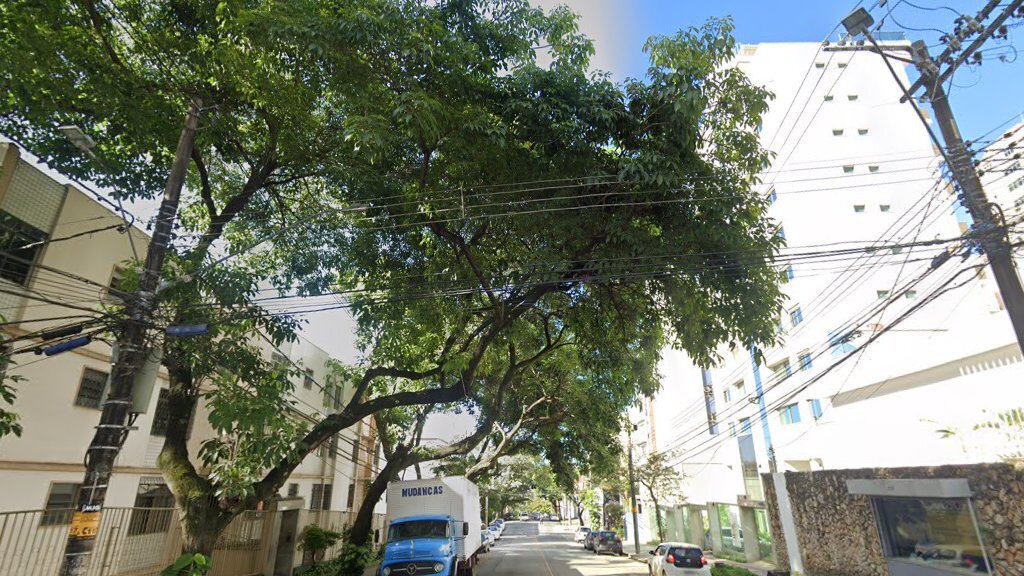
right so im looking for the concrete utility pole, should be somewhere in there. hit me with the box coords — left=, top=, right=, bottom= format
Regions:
left=836, top=3, right=1024, bottom=354
left=59, top=98, right=202, bottom=576
left=910, top=40, right=1024, bottom=354
left=625, top=421, right=641, bottom=555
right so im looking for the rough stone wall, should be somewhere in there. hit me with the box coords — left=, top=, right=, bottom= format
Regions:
left=760, top=475, right=790, bottom=571
left=762, top=463, right=1024, bottom=576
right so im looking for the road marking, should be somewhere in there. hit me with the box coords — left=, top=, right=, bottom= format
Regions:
left=537, top=526, right=556, bottom=576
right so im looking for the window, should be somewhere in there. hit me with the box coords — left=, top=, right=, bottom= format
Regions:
left=74, top=368, right=108, bottom=409
left=271, top=351, right=289, bottom=372
left=837, top=62, right=848, bottom=68
left=869, top=165, right=880, bottom=173
left=858, top=128, right=869, bottom=136
left=815, top=62, right=825, bottom=69
left=311, top=484, right=327, bottom=510
left=770, top=360, right=792, bottom=380
left=779, top=403, right=801, bottom=425
left=824, top=94, right=834, bottom=102
left=128, top=479, right=175, bottom=535
left=829, top=330, right=856, bottom=356
left=303, top=368, right=315, bottom=390
left=0, top=211, right=48, bottom=286
left=832, top=128, right=844, bottom=136
left=785, top=265, right=795, bottom=280
left=41, top=483, right=79, bottom=526
left=877, top=290, right=890, bottom=300
left=723, top=388, right=732, bottom=403
left=854, top=205, right=866, bottom=213
left=346, top=483, right=356, bottom=508
left=733, top=380, right=747, bottom=397
left=843, top=165, right=855, bottom=173
left=905, top=290, right=918, bottom=300
left=738, top=417, right=752, bottom=434
left=324, top=380, right=345, bottom=410
left=740, top=45, right=758, bottom=56
left=288, top=483, right=299, bottom=497
left=809, top=399, right=823, bottom=420
left=798, top=351, right=813, bottom=371
left=879, top=204, right=891, bottom=213
left=150, top=388, right=171, bottom=436
left=1008, top=175, right=1024, bottom=191
left=790, top=307, right=804, bottom=327
left=848, top=94, right=859, bottom=101
left=321, top=484, right=333, bottom=510
left=329, top=435, right=338, bottom=460
left=767, top=186, right=777, bottom=204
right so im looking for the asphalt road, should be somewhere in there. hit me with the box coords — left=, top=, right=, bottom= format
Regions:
left=476, top=521, right=648, bottom=576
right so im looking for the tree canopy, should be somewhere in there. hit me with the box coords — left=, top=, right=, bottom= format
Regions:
left=0, top=0, right=782, bottom=569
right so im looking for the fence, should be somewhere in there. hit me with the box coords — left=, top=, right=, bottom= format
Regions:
left=0, top=507, right=274, bottom=576
left=299, top=510, right=387, bottom=565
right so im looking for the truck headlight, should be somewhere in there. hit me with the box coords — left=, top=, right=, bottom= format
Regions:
left=433, top=563, right=444, bottom=573
left=382, top=568, right=391, bottom=576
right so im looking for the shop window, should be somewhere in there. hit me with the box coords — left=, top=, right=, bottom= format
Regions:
left=874, top=497, right=992, bottom=575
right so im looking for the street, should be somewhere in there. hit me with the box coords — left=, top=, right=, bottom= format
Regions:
left=476, top=522, right=648, bottom=576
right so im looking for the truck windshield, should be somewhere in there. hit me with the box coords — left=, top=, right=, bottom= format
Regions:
left=388, top=520, right=449, bottom=542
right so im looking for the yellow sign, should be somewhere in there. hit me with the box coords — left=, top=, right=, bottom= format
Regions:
left=68, top=511, right=101, bottom=540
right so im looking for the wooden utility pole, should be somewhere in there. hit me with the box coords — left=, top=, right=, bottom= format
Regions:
left=58, top=98, right=202, bottom=576
left=909, top=39, right=1024, bottom=354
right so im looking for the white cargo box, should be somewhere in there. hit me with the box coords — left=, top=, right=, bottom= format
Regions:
left=385, top=476, right=482, bottom=560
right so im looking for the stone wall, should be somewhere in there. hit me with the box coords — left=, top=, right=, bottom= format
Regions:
left=760, top=473, right=790, bottom=571
left=762, top=462, right=1024, bottom=576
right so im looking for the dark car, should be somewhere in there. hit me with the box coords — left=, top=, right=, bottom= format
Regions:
left=593, top=530, right=623, bottom=556
left=584, top=530, right=598, bottom=551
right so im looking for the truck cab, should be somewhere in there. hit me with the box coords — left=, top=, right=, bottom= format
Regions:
left=380, top=515, right=466, bottom=576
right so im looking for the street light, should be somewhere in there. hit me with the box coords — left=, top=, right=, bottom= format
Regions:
left=58, top=125, right=98, bottom=159
left=840, top=7, right=875, bottom=38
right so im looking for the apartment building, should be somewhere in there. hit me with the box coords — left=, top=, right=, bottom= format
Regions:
left=0, top=141, right=378, bottom=526
left=632, top=40, right=1024, bottom=563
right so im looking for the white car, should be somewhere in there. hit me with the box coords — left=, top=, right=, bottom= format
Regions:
left=648, top=543, right=711, bottom=576
left=574, top=526, right=591, bottom=543
left=519, top=513, right=530, bottom=521
left=480, top=530, right=495, bottom=553
left=488, top=525, right=502, bottom=541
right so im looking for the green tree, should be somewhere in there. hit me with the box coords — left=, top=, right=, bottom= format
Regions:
left=2, top=3, right=782, bottom=571
left=635, top=450, right=684, bottom=542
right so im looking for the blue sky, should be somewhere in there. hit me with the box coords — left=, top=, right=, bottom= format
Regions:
left=536, top=0, right=1024, bottom=143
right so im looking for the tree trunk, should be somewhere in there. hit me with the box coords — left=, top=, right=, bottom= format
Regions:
left=159, top=364, right=240, bottom=560
left=341, top=445, right=412, bottom=576
left=648, top=489, right=664, bottom=543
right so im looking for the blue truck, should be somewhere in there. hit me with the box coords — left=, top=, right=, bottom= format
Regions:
left=378, top=477, right=482, bottom=576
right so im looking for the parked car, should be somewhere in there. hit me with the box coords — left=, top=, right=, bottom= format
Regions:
left=574, top=526, right=591, bottom=543
left=519, top=512, right=530, bottom=521
left=481, top=530, right=494, bottom=553
left=593, top=530, right=623, bottom=556
left=489, top=522, right=503, bottom=537
left=584, top=530, right=598, bottom=551
left=549, top=514, right=560, bottom=522
left=488, top=525, right=502, bottom=541
left=648, top=542, right=710, bottom=575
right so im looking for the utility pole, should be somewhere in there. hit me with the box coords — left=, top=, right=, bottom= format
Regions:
left=625, top=420, right=641, bottom=556
left=910, top=40, right=1024, bottom=353
left=58, top=98, right=202, bottom=576
left=836, top=3, right=1024, bottom=354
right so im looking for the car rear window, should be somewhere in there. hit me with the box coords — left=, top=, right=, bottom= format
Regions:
left=669, top=547, right=702, bottom=558
left=599, top=531, right=616, bottom=538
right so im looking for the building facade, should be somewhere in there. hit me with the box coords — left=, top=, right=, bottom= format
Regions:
left=632, top=40, right=1024, bottom=565
left=0, top=143, right=379, bottom=555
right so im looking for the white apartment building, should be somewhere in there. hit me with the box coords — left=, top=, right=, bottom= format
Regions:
left=0, top=142, right=381, bottom=572
left=633, top=40, right=1024, bottom=563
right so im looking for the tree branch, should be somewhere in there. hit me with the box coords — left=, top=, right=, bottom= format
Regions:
left=191, top=147, right=217, bottom=220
